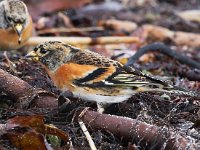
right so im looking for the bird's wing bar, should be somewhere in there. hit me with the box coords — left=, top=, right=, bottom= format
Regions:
left=74, top=67, right=151, bottom=88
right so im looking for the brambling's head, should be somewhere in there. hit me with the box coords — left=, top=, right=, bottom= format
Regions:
left=26, top=41, right=78, bottom=71
left=4, top=0, right=29, bottom=43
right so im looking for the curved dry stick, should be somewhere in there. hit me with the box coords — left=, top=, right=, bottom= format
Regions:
left=76, top=110, right=198, bottom=149
left=126, top=42, right=200, bottom=69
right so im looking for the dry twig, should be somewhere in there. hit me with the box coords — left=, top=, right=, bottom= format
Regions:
left=37, top=27, right=104, bottom=35
left=79, top=119, right=97, bottom=150
left=78, top=108, right=97, bottom=150
left=26, top=36, right=141, bottom=46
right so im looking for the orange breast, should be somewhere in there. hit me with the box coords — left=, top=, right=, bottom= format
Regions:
left=47, top=63, right=98, bottom=91
left=0, top=15, right=32, bottom=50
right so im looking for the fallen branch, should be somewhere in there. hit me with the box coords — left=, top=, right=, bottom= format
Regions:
left=0, top=69, right=36, bottom=108
left=74, top=110, right=198, bottom=149
left=142, top=24, right=200, bottom=47
left=26, top=36, right=141, bottom=46
left=29, top=24, right=200, bottom=48
left=0, top=68, right=58, bottom=109
left=126, top=42, right=200, bottom=69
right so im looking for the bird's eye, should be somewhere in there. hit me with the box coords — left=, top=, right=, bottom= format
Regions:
left=40, top=48, right=48, bottom=54
left=21, top=19, right=25, bottom=24
left=7, top=16, right=12, bottom=22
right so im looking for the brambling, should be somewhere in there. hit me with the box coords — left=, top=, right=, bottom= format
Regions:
left=26, top=41, right=200, bottom=113
left=0, top=0, right=32, bottom=50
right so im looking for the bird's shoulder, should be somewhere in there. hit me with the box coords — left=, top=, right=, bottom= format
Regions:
left=70, top=48, right=120, bottom=68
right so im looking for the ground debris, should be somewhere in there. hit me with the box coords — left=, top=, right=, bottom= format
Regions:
left=0, top=0, right=200, bottom=149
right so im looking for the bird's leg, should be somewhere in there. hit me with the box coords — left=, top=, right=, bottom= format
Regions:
left=97, top=103, right=110, bottom=113
left=58, top=90, right=73, bottom=106
left=60, top=90, right=74, bottom=98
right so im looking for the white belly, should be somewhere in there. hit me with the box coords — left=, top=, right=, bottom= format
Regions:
left=73, top=88, right=133, bottom=104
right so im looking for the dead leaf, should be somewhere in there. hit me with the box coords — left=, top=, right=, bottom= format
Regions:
left=5, top=115, right=71, bottom=149
left=5, top=127, right=51, bottom=150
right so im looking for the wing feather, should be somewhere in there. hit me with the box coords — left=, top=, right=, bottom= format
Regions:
left=70, top=48, right=172, bottom=89
left=74, top=67, right=153, bottom=89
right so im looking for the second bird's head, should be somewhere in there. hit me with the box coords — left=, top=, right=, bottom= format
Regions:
left=26, top=41, right=79, bottom=71
left=4, top=0, right=30, bottom=43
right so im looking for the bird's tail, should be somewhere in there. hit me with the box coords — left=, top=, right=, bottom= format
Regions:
left=163, top=85, right=200, bottom=98
left=122, top=66, right=200, bottom=98
left=139, top=69, right=200, bottom=98
left=140, top=83, right=200, bottom=98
